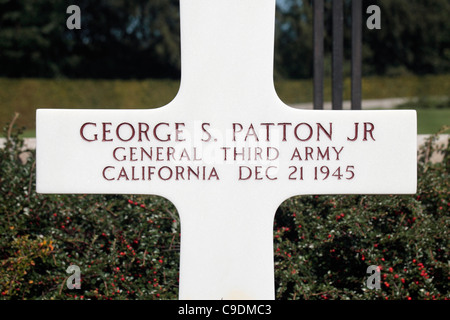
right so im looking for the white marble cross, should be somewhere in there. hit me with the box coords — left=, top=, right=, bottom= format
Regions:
left=36, top=0, right=416, bottom=300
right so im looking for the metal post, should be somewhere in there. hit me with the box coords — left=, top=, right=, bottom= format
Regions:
left=351, top=0, right=362, bottom=110
left=332, top=0, right=344, bottom=110
left=313, top=0, right=324, bottom=110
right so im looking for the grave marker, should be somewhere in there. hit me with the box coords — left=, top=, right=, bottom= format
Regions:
left=36, top=0, right=416, bottom=300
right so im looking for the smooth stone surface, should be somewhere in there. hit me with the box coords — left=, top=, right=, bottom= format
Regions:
left=36, top=0, right=417, bottom=300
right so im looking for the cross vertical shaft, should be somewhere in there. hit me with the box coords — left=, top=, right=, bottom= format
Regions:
left=176, top=191, right=278, bottom=300
left=175, top=0, right=279, bottom=112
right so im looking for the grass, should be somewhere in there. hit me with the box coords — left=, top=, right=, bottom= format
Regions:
left=393, top=96, right=450, bottom=134
left=20, top=129, right=37, bottom=138
left=15, top=110, right=449, bottom=136
left=416, top=109, right=450, bottom=134
left=0, top=78, right=181, bottom=132
left=1, top=74, right=449, bottom=135
left=273, top=74, right=450, bottom=105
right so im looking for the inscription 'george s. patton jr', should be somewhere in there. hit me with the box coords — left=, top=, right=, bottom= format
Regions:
left=78, top=121, right=377, bottom=182
left=79, top=121, right=376, bottom=143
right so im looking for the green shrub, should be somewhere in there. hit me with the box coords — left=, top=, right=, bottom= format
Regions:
left=0, top=123, right=180, bottom=300
left=0, top=122, right=448, bottom=300
left=274, top=126, right=449, bottom=300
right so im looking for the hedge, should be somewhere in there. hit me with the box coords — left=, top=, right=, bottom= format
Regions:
left=0, top=122, right=448, bottom=300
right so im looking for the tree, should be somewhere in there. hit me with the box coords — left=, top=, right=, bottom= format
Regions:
left=0, top=0, right=68, bottom=77
left=0, top=0, right=449, bottom=79
left=274, top=0, right=450, bottom=78
left=362, top=0, right=450, bottom=76
left=63, top=0, right=181, bottom=78
left=0, top=0, right=181, bottom=79
left=275, top=0, right=314, bottom=79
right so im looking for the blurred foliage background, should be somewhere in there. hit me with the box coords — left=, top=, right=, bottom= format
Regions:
left=0, top=0, right=449, bottom=79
